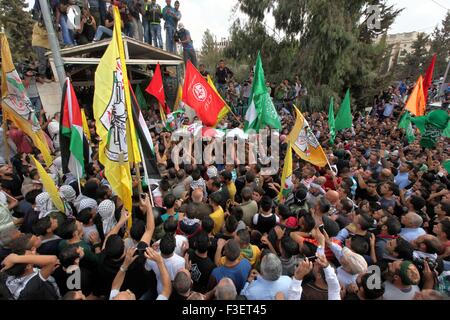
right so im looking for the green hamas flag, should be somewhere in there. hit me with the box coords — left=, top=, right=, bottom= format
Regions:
left=398, top=112, right=415, bottom=144
left=411, top=109, right=450, bottom=149
left=443, top=159, right=450, bottom=174
left=244, top=52, right=281, bottom=132
left=444, top=121, right=450, bottom=138
left=328, top=97, right=336, bottom=145
left=335, top=89, right=352, bottom=131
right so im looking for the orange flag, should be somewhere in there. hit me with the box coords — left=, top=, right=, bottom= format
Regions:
left=405, top=76, right=426, bottom=116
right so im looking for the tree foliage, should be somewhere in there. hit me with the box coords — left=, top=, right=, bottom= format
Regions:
left=431, top=11, right=450, bottom=80
left=225, top=0, right=403, bottom=111
left=0, top=0, right=34, bottom=61
left=199, top=29, right=249, bottom=82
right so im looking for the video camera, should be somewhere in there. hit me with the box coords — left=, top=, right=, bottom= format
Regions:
left=174, top=30, right=182, bottom=42
left=413, top=255, right=438, bottom=273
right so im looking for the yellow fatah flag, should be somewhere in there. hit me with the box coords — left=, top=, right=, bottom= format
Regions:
left=31, top=156, right=65, bottom=213
left=405, top=75, right=426, bottom=117
left=115, top=9, right=141, bottom=165
left=1, top=34, right=53, bottom=166
left=173, top=82, right=183, bottom=111
left=81, top=108, right=91, bottom=141
left=207, top=75, right=230, bottom=126
left=93, top=6, right=137, bottom=217
left=279, top=143, right=293, bottom=201
left=287, top=106, right=328, bottom=167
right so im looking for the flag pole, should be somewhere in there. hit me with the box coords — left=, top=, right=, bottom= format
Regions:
left=75, top=163, right=82, bottom=197
left=38, top=0, right=66, bottom=88
left=159, top=103, right=167, bottom=123
left=1, top=107, right=11, bottom=165
left=325, top=153, right=337, bottom=176
left=138, top=140, right=155, bottom=207
left=227, top=106, right=242, bottom=125
left=135, top=162, right=144, bottom=195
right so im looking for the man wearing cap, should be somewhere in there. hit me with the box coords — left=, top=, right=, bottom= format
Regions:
left=175, top=23, right=197, bottom=68
left=383, top=260, right=421, bottom=300
left=325, top=234, right=368, bottom=287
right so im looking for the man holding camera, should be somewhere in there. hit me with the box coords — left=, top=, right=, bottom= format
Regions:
left=142, top=0, right=163, bottom=48
left=175, top=23, right=197, bottom=68
left=162, top=0, right=181, bottom=53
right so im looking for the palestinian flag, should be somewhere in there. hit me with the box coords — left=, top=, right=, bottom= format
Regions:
left=130, top=84, right=161, bottom=179
left=165, top=109, right=185, bottom=131
left=60, top=78, right=90, bottom=178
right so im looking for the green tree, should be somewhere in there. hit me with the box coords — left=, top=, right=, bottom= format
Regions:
left=0, top=0, right=34, bottom=61
left=201, top=29, right=216, bottom=57
left=431, top=11, right=450, bottom=79
left=396, top=33, right=431, bottom=81
left=225, top=0, right=402, bottom=111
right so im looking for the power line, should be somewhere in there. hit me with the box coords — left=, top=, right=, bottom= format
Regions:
left=429, top=0, right=450, bottom=11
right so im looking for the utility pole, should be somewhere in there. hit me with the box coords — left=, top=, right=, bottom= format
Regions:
left=38, top=0, right=66, bottom=89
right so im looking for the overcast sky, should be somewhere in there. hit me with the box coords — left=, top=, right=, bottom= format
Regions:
left=26, top=0, right=449, bottom=49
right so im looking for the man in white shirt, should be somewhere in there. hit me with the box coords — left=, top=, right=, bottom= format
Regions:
left=144, top=233, right=185, bottom=294
left=240, top=253, right=292, bottom=300
left=399, top=212, right=426, bottom=242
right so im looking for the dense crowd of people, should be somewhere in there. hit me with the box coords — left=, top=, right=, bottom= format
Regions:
left=1, top=48, right=450, bottom=300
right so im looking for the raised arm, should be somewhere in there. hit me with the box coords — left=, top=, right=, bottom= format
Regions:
left=145, top=247, right=172, bottom=299
left=215, top=238, right=227, bottom=266
left=287, top=258, right=313, bottom=300
left=369, top=233, right=377, bottom=264
left=102, top=210, right=129, bottom=250
left=140, top=194, right=155, bottom=245
left=110, top=248, right=137, bottom=294
left=355, top=170, right=368, bottom=190
left=1, top=253, right=58, bottom=280
left=316, top=254, right=341, bottom=300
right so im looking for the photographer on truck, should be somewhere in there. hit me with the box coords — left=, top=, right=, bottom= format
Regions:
left=175, top=23, right=197, bottom=68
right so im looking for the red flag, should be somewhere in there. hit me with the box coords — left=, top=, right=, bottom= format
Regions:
left=423, top=54, right=436, bottom=102
left=182, top=60, right=226, bottom=127
left=146, top=63, right=170, bottom=114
